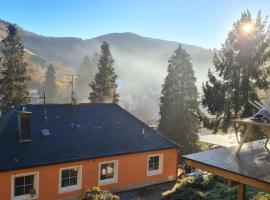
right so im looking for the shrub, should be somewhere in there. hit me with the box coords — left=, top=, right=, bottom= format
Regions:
left=81, top=187, right=120, bottom=200
left=164, top=175, right=236, bottom=200
left=249, top=192, right=270, bottom=200
left=164, top=174, right=270, bottom=200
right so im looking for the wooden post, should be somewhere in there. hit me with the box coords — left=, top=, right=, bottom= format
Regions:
left=206, top=143, right=213, bottom=150
left=227, top=179, right=233, bottom=187
left=236, top=125, right=251, bottom=154
left=237, top=184, right=246, bottom=200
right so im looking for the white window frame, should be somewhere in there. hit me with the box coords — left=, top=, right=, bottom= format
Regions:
left=147, top=154, right=163, bottom=176
left=98, top=160, right=118, bottom=186
left=11, top=171, right=39, bottom=200
left=58, top=165, right=82, bottom=193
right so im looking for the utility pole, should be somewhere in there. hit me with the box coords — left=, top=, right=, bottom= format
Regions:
left=58, top=74, right=79, bottom=104
left=70, top=74, right=79, bottom=94
left=38, top=93, right=47, bottom=119
left=39, top=93, right=46, bottom=105
left=59, top=74, right=79, bottom=93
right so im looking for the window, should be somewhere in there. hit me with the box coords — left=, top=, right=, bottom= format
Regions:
left=99, top=160, right=118, bottom=185
left=12, top=172, right=39, bottom=200
left=59, top=166, right=82, bottom=193
left=147, top=154, right=163, bottom=176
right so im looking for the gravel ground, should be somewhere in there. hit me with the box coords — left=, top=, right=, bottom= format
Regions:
left=117, top=181, right=176, bottom=200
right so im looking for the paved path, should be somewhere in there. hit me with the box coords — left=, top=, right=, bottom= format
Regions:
left=118, top=182, right=176, bottom=200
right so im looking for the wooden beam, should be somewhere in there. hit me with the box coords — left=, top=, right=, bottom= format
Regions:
left=232, top=118, right=270, bottom=127
left=185, top=159, right=270, bottom=192
left=237, top=184, right=246, bottom=200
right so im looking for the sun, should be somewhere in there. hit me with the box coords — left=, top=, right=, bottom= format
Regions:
left=242, top=22, right=254, bottom=34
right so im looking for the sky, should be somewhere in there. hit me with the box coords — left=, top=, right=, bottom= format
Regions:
left=1, top=0, right=270, bottom=49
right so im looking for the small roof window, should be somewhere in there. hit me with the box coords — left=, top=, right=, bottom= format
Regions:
left=70, top=122, right=81, bottom=129
left=41, top=129, right=51, bottom=136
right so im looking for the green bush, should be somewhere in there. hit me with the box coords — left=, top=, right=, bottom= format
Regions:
left=81, top=187, right=120, bottom=200
left=249, top=192, right=270, bottom=200
left=163, top=175, right=270, bottom=200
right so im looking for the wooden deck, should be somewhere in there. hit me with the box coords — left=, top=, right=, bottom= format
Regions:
left=183, top=139, right=270, bottom=192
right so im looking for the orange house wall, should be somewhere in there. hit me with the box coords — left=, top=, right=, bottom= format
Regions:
left=0, top=148, right=178, bottom=200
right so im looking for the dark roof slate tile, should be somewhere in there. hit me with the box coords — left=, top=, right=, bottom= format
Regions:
left=0, top=103, right=177, bottom=171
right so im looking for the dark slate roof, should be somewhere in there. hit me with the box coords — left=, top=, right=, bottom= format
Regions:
left=0, top=103, right=177, bottom=171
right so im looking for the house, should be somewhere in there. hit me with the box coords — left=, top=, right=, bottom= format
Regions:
left=0, top=103, right=179, bottom=200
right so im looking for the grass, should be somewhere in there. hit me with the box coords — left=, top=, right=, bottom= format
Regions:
left=163, top=175, right=270, bottom=200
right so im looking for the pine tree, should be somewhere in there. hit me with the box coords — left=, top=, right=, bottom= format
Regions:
left=89, top=41, right=119, bottom=103
left=159, top=45, right=199, bottom=153
left=39, top=64, right=57, bottom=103
left=76, top=55, right=97, bottom=102
left=0, top=24, right=30, bottom=113
left=202, top=10, right=270, bottom=133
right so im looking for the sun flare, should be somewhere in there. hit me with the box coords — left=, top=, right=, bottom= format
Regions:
left=242, top=22, right=254, bottom=34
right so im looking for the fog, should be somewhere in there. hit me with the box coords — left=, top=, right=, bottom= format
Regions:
left=20, top=31, right=214, bottom=123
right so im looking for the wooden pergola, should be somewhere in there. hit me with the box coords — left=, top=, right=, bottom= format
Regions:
left=183, top=139, right=270, bottom=200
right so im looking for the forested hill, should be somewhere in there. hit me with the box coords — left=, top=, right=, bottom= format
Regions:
left=0, top=19, right=214, bottom=121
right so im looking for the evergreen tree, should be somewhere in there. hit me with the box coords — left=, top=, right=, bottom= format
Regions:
left=89, top=41, right=119, bottom=103
left=0, top=24, right=30, bottom=113
left=159, top=45, right=199, bottom=153
left=76, top=55, right=97, bottom=102
left=39, top=64, right=57, bottom=103
left=202, top=10, right=270, bottom=133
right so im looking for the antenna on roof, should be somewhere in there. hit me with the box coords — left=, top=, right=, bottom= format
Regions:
left=38, top=93, right=47, bottom=119
left=71, top=91, right=78, bottom=105
left=58, top=74, right=79, bottom=105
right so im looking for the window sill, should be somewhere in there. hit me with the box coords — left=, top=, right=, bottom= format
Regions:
left=59, top=185, right=81, bottom=194
left=98, top=178, right=117, bottom=186
left=14, top=194, right=38, bottom=200
left=147, top=170, right=162, bottom=176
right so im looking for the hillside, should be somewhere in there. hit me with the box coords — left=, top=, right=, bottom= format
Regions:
left=0, top=20, right=214, bottom=121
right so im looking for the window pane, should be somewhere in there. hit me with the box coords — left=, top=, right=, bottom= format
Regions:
left=106, top=172, right=114, bottom=179
left=25, top=184, right=34, bottom=195
left=148, top=163, right=154, bottom=171
left=61, top=178, right=70, bottom=188
left=100, top=162, right=115, bottom=180
left=154, top=156, right=159, bottom=163
left=15, top=177, right=24, bottom=186
left=62, top=169, right=70, bottom=179
left=70, top=177, right=78, bottom=186
left=154, top=162, right=159, bottom=170
left=15, top=186, right=24, bottom=196
left=25, top=175, right=34, bottom=185
left=101, top=164, right=107, bottom=171
left=149, top=156, right=160, bottom=171
left=70, top=169, right=78, bottom=178
left=107, top=163, right=114, bottom=175
left=61, top=168, right=80, bottom=188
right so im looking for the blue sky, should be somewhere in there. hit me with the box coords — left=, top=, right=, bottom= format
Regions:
left=1, top=0, right=270, bottom=48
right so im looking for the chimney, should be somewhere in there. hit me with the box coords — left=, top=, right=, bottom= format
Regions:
left=18, top=106, right=32, bottom=141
